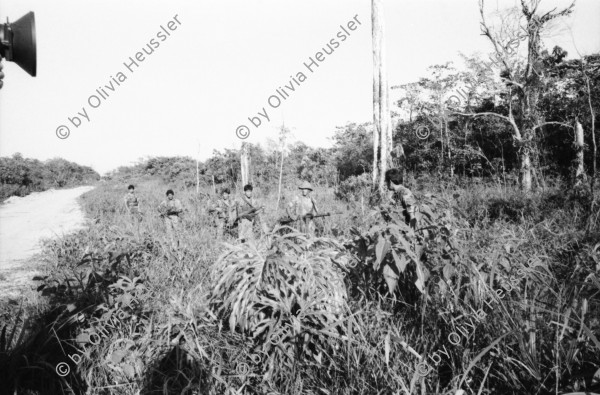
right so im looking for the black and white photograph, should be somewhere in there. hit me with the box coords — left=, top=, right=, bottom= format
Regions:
left=0, top=0, right=599, bottom=394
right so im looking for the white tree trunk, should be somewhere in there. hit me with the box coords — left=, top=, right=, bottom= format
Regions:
left=574, top=120, right=586, bottom=185
left=521, top=149, right=532, bottom=192
left=241, top=142, right=251, bottom=186
left=372, top=0, right=394, bottom=193
left=372, top=124, right=380, bottom=188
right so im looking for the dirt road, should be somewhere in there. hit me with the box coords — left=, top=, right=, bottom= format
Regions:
left=0, top=186, right=94, bottom=300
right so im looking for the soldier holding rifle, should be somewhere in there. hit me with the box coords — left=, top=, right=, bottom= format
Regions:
left=157, top=189, right=184, bottom=247
left=286, top=181, right=320, bottom=236
left=214, top=188, right=237, bottom=237
left=235, top=184, right=265, bottom=243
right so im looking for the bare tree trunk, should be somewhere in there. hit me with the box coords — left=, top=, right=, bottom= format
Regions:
left=574, top=120, right=586, bottom=186
left=371, top=0, right=380, bottom=190
left=240, top=142, right=250, bottom=186
left=521, top=14, right=541, bottom=193
left=583, top=71, right=597, bottom=206
left=372, top=0, right=397, bottom=194
left=372, top=126, right=379, bottom=188
left=521, top=148, right=532, bottom=192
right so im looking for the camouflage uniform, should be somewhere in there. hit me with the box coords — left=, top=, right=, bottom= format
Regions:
left=236, top=195, right=262, bottom=242
left=158, top=198, right=183, bottom=238
left=214, top=198, right=236, bottom=236
left=288, top=193, right=318, bottom=236
left=124, top=192, right=142, bottom=221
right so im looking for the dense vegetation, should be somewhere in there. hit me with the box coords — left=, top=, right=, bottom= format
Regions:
left=0, top=153, right=100, bottom=201
left=103, top=50, right=598, bottom=203
left=1, top=13, right=599, bottom=393
left=0, top=175, right=597, bottom=394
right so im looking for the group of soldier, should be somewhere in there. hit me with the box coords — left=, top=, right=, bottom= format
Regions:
left=122, top=167, right=416, bottom=246
left=212, top=184, right=266, bottom=242
left=122, top=180, right=327, bottom=244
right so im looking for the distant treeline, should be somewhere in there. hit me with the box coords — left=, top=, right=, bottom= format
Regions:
left=103, top=141, right=339, bottom=196
left=0, top=153, right=100, bottom=201
left=106, top=48, right=599, bottom=196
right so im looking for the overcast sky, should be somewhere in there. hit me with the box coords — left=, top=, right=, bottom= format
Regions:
left=0, top=0, right=598, bottom=174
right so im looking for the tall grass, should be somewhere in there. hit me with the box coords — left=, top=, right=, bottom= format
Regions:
left=0, top=176, right=598, bottom=394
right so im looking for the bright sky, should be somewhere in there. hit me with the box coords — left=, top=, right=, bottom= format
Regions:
left=0, top=0, right=598, bottom=174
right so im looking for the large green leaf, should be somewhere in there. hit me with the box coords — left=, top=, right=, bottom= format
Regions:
left=383, top=264, right=399, bottom=294
left=391, top=249, right=409, bottom=273
left=375, top=236, right=391, bottom=271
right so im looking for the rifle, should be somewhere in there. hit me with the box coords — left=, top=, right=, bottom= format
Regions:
left=233, top=206, right=264, bottom=224
left=278, top=212, right=337, bottom=225
left=159, top=209, right=181, bottom=218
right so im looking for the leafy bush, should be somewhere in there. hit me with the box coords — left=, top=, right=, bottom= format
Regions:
left=345, top=192, right=463, bottom=297
left=3, top=178, right=599, bottom=394
left=209, top=230, right=350, bottom=384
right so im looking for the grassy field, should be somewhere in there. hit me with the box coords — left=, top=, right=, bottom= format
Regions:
left=1, top=176, right=599, bottom=394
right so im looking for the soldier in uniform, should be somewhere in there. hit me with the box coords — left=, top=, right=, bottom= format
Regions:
left=157, top=189, right=183, bottom=246
left=236, top=184, right=265, bottom=243
left=287, top=181, right=319, bottom=236
left=214, top=188, right=236, bottom=237
left=124, top=185, right=142, bottom=222
left=385, top=168, right=416, bottom=226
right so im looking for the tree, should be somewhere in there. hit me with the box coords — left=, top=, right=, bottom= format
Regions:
left=205, top=150, right=240, bottom=186
left=406, top=63, right=460, bottom=177
left=372, top=0, right=403, bottom=194
left=331, top=123, right=373, bottom=181
left=574, top=120, right=585, bottom=185
left=1, top=154, right=99, bottom=200
left=394, top=59, right=507, bottom=178
left=275, top=124, right=291, bottom=210
left=457, top=0, right=575, bottom=192
left=541, top=51, right=599, bottom=196
left=240, top=142, right=251, bottom=186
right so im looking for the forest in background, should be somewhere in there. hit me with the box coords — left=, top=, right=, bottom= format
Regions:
left=0, top=153, right=100, bottom=201
left=3, top=47, right=595, bottom=206
left=105, top=48, right=599, bottom=203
